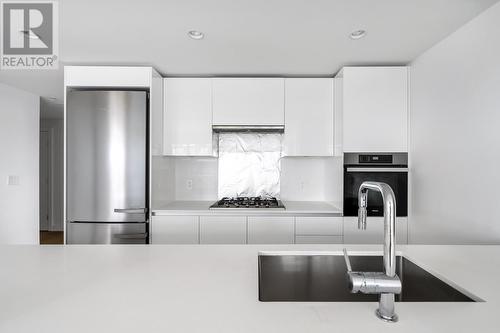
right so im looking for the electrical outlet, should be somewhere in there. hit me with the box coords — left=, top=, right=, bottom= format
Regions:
left=186, top=179, right=193, bottom=190
left=300, top=181, right=305, bottom=191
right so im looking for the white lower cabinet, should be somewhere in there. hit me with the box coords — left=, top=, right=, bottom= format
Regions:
left=295, top=235, right=343, bottom=244
left=295, top=217, right=343, bottom=235
left=247, top=216, right=295, bottom=244
left=151, top=214, right=363, bottom=245
left=199, top=216, right=247, bottom=244
left=151, top=216, right=199, bottom=244
left=294, top=216, right=343, bottom=244
left=343, top=217, right=408, bottom=244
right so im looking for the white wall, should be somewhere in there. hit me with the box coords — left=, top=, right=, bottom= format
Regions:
left=0, top=83, right=40, bottom=244
left=40, top=118, right=64, bottom=231
left=409, top=2, right=500, bottom=244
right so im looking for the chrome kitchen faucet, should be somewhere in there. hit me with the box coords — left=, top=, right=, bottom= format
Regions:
left=344, top=181, right=401, bottom=322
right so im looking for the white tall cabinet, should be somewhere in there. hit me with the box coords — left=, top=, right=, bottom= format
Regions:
left=336, top=67, right=408, bottom=152
left=212, top=78, right=284, bottom=126
left=163, top=78, right=213, bottom=156
left=283, top=78, right=334, bottom=156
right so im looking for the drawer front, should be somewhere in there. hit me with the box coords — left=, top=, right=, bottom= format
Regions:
left=151, top=216, right=199, bottom=244
left=247, top=216, right=294, bottom=244
left=295, top=235, right=343, bottom=244
left=199, top=216, right=247, bottom=244
left=295, top=216, right=343, bottom=236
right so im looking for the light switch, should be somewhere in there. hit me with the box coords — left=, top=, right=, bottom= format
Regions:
left=7, top=175, right=20, bottom=186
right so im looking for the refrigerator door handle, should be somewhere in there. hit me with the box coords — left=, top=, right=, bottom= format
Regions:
left=114, top=232, right=149, bottom=240
left=114, top=208, right=148, bottom=214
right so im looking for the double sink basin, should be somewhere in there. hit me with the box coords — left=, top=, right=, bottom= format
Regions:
left=259, top=253, right=476, bottom=302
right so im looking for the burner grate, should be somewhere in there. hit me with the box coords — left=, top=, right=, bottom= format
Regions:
left=209, top=197, right=285, bottom=210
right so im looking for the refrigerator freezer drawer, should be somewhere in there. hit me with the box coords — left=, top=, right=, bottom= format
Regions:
left=66, top=222, right=148, bottom=244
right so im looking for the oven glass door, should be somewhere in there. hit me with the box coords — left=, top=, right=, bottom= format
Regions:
left=344, top=167, right=408, bottom=217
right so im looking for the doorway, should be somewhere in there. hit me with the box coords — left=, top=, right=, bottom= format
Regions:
left=39, top=99, right=65, bottom=244
left=39, top=126, right=64, bottom=244
left=40, top=130, right=50, bottom=232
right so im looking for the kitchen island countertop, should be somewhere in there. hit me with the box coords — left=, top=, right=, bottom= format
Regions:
left=0, top=244, right=498, bottom=332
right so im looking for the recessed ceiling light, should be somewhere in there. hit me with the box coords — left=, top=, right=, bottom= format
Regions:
left=350, top=30, right=367, bottom=40
left=188, top=30, right=204, bottom=40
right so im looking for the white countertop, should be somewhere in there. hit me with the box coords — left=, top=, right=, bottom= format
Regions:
left=152, top=200, right=343, bottom=216
left=1, top=244, right=499, bottom=332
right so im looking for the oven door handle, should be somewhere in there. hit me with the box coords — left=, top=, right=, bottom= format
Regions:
left=346, top=167, right=409, bottom=172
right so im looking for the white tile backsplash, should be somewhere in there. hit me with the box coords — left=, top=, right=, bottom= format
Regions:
left=152, top=156, right=175, bottom=203
left=174, top=157, right=218, bottom=200
left=280, top=156, right=343, bottom=204
left=153, top=155, right=342, bottom=204
left=152, top=156, right=218, bottom=204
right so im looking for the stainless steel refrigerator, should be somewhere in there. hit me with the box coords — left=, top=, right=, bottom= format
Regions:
left=66, top=90, right=149, bottom=244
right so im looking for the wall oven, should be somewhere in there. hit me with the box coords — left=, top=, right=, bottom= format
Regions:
left=344, top=153, right=408, bottom=217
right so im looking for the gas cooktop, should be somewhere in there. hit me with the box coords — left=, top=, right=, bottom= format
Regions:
left=209, top=197, right=285, bottom=210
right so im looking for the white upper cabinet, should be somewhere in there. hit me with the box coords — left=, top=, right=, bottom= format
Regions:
left=163, top=78, right=213, bottom=156
left=212, top=78, right=284, bottom=126
left=338, top=67, right=408, bottom=152
left=150, top=72, right=163, bottom=156
left=283, top=78, right=334, bottom=156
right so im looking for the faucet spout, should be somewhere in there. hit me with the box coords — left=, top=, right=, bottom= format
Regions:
left=358, top=191, right=368, bottom=230
left=350, top=181, right=400, bottom=322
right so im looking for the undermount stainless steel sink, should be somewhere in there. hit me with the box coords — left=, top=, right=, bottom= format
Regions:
left=258, top=253, right=476, bottom=302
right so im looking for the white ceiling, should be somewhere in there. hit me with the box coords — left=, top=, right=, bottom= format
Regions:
left=0, top=0, right=498, bottom=113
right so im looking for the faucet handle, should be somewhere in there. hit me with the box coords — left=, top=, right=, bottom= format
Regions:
left=343, top=248, right=353, bottom=272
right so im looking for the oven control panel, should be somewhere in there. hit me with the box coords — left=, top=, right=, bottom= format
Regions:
left=358, top=154, right=393, bottom=164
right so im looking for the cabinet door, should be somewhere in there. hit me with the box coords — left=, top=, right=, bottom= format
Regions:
left=295, top=216, right=343, bottom=236
left=247, top=216, right=294, bottom=244
left=212, top=78, right=284, bottom=126
left=295, top=235, right=343, bottom=244
left=163, top=78, right=213, bottom=156
left=343, top=217, right=408, bottom=244
left=199, top=216, right=247, bottom=244
left=284, top=78, right=334, bottom=156
left=341, top=67, right=408, bottom=152
left=151, top=73, right=163, bottom=156
left=151, top=216, right=199, bottom=244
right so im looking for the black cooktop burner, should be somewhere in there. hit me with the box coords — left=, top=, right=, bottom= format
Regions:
left=209, top=197, right=285, bottom=210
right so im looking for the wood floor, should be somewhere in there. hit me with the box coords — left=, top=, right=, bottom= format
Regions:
left=40, top=231, right=64, bottom=244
